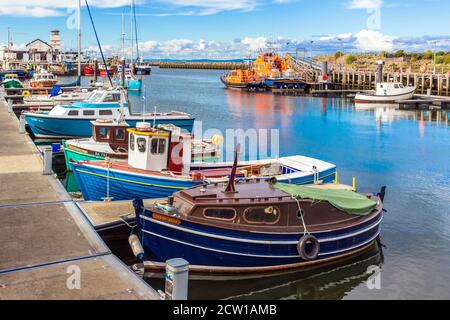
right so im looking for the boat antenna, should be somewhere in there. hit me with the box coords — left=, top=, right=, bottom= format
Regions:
left=84, top=0, right=113, bottom=87
left=152, top=105, right=157, bottom=128
left=224, top=144, right=240, bottom=194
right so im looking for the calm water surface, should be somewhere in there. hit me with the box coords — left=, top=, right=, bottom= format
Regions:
left=82, top=68, right=450, bottom=299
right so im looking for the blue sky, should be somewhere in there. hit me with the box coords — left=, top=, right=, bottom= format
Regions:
left=1, top=0, right=450, bottom=59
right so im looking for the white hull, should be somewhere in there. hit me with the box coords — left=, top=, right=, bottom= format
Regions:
left=354, top=87, right=415, bottom=103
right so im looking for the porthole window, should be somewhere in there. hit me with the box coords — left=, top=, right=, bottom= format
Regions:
left=204, top=208, right=236, bottom=221
left=297, top=209, right=305, bottom=220
left=129, top=133, right=135, bottom=151
left=99, top=110, right=113, bottom=116
left=137, top=137, right=147, bottom=153
left=244, top=206, right=280, bottom=224
left=68, top=110, right=79, bottom=116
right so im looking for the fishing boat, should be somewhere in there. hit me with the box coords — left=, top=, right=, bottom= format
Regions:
left=354, top=82, right=416, bottom=103
left=24, top=88, right=195, bottom=139
left=63, top=120, right=220, bottom=170
left=84, top=65, right=96, bottom=76
left=1, top=74, right=23, bottom=89
left=70, top=123, right=337, bottom=201
left=115, top=68, right=142, bottom=92
left=29, top=71, right=58, bottom=88
left=130, top=148, right=385, bottom=273
left=134, top=65, right=151, bottom=75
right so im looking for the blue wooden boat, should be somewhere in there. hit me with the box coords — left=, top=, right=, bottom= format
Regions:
left=70, top=123, right=337, bottom=201
left=131, top=160, right=385, bottom=273
left=24, top=88, right=194, bottom=138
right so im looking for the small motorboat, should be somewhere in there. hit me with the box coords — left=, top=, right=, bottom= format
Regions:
left=63, top=120, right=220, bottom=171
left=134, top=65, right=151, bottom=75
left=70, top=124, right=337, bottom=201
left=354, top=82, right=416, bottom=103
left=24, top=88, right=195, bottom=139
left=130, top=148, right=385, bottom=273
left=1, top=74, right=23, bottom=89
left=29, top=71, right=58, bottom=88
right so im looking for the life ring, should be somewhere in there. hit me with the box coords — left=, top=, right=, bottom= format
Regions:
left=297, top=234, right=320, bottom=260
left=21, top=90, right=31, bottom=98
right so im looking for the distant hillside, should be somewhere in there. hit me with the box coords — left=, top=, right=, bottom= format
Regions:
left=143, top=58, right=248, bottom=63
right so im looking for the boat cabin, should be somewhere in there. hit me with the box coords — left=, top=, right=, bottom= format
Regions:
left=32, top=72, right=57, bottom=81
left=374, top=82, right=412, bottom=95
left=151, top=179, right=381, bottom=233
left=127, top=122, right=191, bottom=173
left=91, top=119, right=129, bottom=150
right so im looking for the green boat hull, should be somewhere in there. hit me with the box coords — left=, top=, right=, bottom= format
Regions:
left=2, top=79, right=23, bottom=89
left=63, top=142, right=109, bottom=172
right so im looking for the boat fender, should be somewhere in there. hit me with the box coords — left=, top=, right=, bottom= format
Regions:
left=269, top=177, right=278, bottom=185
left=22, top=90, right=31, bottom=98
left=128, top=234, right=144, bottom=260
left=297, top=235, right=320, bottom=260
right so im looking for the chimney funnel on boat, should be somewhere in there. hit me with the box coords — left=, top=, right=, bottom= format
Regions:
left=375, top=60, right=384, bottom=84
left=224, top=144, right=240, bottom=194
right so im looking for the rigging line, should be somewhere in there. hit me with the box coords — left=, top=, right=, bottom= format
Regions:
left=84, top=0, right=113, bottom=87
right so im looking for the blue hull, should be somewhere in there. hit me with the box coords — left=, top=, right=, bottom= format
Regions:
left=138, top=208, right=382, bottom=269
left=71, top=162, right=199, bottom=201
left=25, top=115, right=194, bottom=138
left=263, top=78, right=309, bottom=89
left=71, top=162, right=336, bottom=201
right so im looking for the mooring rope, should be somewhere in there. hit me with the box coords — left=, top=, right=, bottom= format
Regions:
left=292, top=195, right=310, bottom=235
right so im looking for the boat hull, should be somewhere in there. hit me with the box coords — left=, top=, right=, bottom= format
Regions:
left=70, top=162, right=336, bottom=201
left=24, top=115, right=195, bottom=139
left=138, top=207, right=382, bottom=272
left=354, top=90, right=415, bottom=103
left=263, top=78, right=309, bottom=89
left=2, top=79, right=23, bottom=89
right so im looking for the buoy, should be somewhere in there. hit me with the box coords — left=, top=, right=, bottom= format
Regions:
left=128, top=234, right=144, bottom=260
left=21, top=90, right=31, bottom=98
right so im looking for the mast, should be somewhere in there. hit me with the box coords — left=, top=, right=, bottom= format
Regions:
left=121, top=13, right=126, bottom=58
left=77, top=0, right=81, bottom=81
left=130, top=0, right=134, bottom=62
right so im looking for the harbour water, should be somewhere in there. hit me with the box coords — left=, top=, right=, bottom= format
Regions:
left=69, top=68, right=449, bottom=299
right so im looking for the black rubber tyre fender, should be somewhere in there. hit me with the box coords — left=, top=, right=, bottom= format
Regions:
left=297, top=234, right=320, bottom=260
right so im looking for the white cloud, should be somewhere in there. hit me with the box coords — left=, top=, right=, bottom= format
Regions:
left=348, top=0, right=382, bottom=9
left=0, top=0, right=260, bottom=17
left=354, top=29, right=396, bottom=51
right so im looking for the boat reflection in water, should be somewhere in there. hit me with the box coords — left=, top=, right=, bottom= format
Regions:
left=144, top=241, right=383, bottom=300
left=354, top=103, right=449, bottom=126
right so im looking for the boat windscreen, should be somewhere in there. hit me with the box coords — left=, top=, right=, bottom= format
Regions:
left=273, top=183, right=377, bottom=216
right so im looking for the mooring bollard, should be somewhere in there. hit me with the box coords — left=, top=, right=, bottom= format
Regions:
left=42, top=147, right=53, bottom=175
left=7, top=99, right=13, bottom=113
left=19, top=114, right=26, bottom=134
left=164, top=258, right=189, bottom=300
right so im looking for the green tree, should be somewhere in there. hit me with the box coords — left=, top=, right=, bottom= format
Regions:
left=436, top=56, right=444, bottom=64
left=444, top=53, right=450, bottom=65
left=394, top=50, right=405, bottom=58
left=334, top=51, right=344, bottom=59
left=345, top=54, right=357, bottom=65
left=423, top=50, right=433, bottom=60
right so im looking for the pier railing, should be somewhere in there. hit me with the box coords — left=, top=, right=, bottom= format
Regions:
left=328, top=70, right=450, bottom=96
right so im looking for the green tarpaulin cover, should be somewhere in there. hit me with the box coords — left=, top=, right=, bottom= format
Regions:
left=274, top=183, right=377, bottom=216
